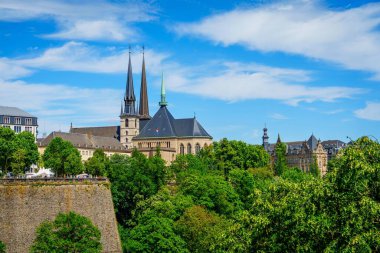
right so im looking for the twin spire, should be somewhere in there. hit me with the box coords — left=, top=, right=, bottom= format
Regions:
left=122, top=47, right=151, bottom=119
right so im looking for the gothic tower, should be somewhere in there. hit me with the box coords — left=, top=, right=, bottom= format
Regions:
left=262, top=125, right=269, bottom=151
left=120, top=50, right=140, bottom=149
left=139, top=48, right=151, bottom=119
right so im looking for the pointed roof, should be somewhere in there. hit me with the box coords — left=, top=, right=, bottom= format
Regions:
left=276, top=133, right=282, bottom=143
left=159, top=72, right=168, bottom=107
left=174, top=118, right=211, bottom=137
left=134, top=107, right=212, bottom=139
left=136, top=106, right=177, bottom=138
left=139, top=50, right=150, bottom=119
left=125, top=51, right=135, bottom=101
left=307, top=134, right=318, bottom=150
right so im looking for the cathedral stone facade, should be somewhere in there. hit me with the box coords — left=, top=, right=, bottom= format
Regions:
left=69, top=50, right=212, bottom=164
left=263, top=127, right=344, bottom=176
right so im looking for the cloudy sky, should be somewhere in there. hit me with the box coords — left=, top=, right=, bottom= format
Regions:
left=0, top=0, right=379, bottom=143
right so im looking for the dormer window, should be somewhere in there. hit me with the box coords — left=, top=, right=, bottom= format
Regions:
left=15, top=117, right=21, bottom=124
left=3, top=116, right=10, bottom=124
left=25, top=118, right=32, bottom=125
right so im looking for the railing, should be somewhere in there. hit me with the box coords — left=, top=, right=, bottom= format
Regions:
left=0, top=177, right=109, bottom=183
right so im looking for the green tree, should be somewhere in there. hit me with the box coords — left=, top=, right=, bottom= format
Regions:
left=30, top=211, right=102, bottom=253
left=274, top=141, right=287, bottom=176
left=175, top=205, right=232, bottom=253
left=309, top=155, right=321, bottom=177
left=84, top=149, right=109, bottom=176
left=229, top=169, right=255, bottom=208
left=42, top=137, right=83, bottom=176
left=126, top=217, right=188, bottom=253
left=0, top=127, right=15, bottom=173
left=178, top=173, right=242, bottom=216
left=0, top=241, right=5, bottom=253
left=213, top=138, right=270, bottom=176
left=324, top=136, right=380, bottom=252
left=10, top=148, right=26, bottom=175
left=13, top=131, right=39, bottom=169
left=0, top=128, right=39, bottom=175
left=108, top=150, right=167, bottom=226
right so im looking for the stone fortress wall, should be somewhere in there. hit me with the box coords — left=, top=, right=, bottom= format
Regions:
left=0, top=179, right=122, bottom=253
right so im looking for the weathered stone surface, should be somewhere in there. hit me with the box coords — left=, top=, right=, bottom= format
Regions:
left=0, top=180, right=122, bottom=253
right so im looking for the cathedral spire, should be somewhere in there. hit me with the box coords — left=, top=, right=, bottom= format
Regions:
left=277, top=133, right=282, bottom=143
left=159, top=72, right=168, bottom=107
left=139, top=47, right=150, bottom=119
left=124, top=48, right=136, bottom=115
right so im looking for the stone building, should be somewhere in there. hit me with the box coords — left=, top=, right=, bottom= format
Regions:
left=264, top=128, right=328, bottom=175
left=68, top=50, right=212, bottom=163
left=38, top=131, right=129, bottom=161
left=0, top=106, right=38, bottom=139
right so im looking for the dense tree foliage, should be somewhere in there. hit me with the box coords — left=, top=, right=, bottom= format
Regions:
left=274, top=141, right=287, bottom=175
left=205, top=138, right=270, bottom=176
left=0, top=241, right=5, bottom=253
left=30, top=211, right=102, bottom=253
left=0, top=127, right=39, bottom=175
left=108, top=150, right=167, bottom=226
left=42, top=137, right=83, bottom=176
left=84, top=149, right=109, bottom=176
left=110, top=137, right=379, bottom=253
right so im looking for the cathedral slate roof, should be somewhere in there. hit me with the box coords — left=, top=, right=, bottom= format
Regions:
left=39, top=131, right=127, bottom=152
left=134, top=106, right=212, bottom=139
left=70, top=126, right=120, bottom=139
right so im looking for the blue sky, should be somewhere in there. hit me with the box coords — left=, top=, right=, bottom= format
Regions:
left=0, top=0, right=379, bottom=144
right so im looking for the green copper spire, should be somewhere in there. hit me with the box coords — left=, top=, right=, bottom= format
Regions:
left=159, top=72, right=168, bottom=107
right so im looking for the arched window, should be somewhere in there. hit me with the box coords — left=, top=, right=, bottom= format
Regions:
left=180, top=144, right=184, bottom=155
left=195, top=143, right=201, bottom=154
left=187, top=143, right=192, bottom=154
left=126, top=130, right=128, bottom=135
left=126, top=138, right=128, bottom=143
left=125, top=119, right=129, bottom=127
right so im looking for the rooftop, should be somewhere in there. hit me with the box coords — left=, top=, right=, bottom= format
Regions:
left=0, top=106, right=36, bottom=118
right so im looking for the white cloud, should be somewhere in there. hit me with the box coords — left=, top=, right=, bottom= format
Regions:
left=270, top=113, right=288, bottom=120
left=0, top=0, right=155, bottom=41
left=15, top=42, right=169, bottom=74
left=164, top=62, right=364, bottom=105
left=354, top=102, right=380, bottom=121
left=174, top=1, right=380, bottom=79
left=0, top=58, right=32, bottom=80
left=3, top=42, right=364, bottom=108
left=0, top=79, right=122, bottom=135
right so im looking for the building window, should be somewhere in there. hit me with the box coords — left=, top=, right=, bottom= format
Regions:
left=126, top=138, right=129, bottom=143
left=15, top=117, right=21, bottom=125
left=25, top=126, right=32, bottom=132
left=3, top=116, right=10, bottom=124
left=180, top=144, right=184, bottom=155
left=195, top=143, right=201, bottom=154
left=187, top=143, right=192, bottom=154
left=13, top=126, right=21, bottom=133
left=126, top=130, right=128, bottom=135
left=125, top=119, right=129, bottom=127
left=25, top=118, right=32, bottom=125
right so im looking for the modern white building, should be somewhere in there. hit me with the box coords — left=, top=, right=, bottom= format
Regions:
left=0, top=106, right=38, bottom=139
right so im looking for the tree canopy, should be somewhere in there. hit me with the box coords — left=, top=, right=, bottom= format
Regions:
left=109, top=137, right=379, bottom=253
left=84, top=149, right=109, bottom=176
left=0, top=241, right=5, bottom=253
left=42, top=137, right=83, bottom=176
left=0, top=127, right=39, bottom=175
left=30, top=211, right=102, bottom=253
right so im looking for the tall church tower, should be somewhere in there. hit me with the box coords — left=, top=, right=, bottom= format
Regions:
left=139, top=48, right=151, bottom=120
left=120, top=50, right=140, bottom=148
left=262, top=125, right=269, bottom=151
